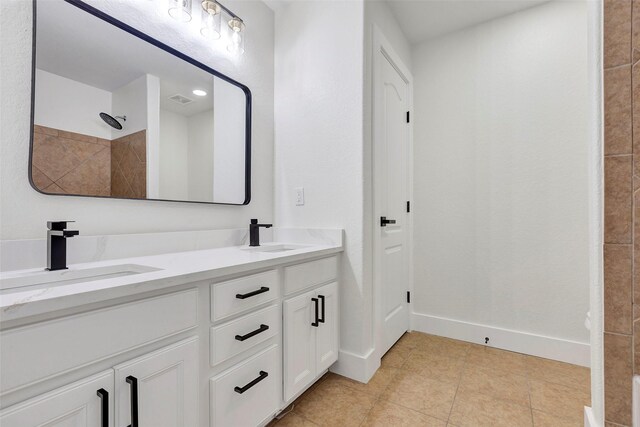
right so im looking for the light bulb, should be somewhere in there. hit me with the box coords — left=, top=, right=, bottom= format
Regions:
left=200, top=0, right=221, bottom=39
left=168, top=0, right=192, bottom=22
left=227, top=17, right=245, bottom=54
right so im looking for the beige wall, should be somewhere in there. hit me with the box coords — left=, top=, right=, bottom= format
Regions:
left=31, top=125, right=111, bottom=196
left=603, top=0, right=635, bottom=425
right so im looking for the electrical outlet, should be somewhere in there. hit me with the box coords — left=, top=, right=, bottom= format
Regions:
left=295, top=187, right=305, bottom=206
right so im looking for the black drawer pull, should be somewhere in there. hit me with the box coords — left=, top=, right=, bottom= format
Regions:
left=96, top=388, right=109, bottom=427
left=126, top=376, right=139, bottom=427
left=235, top=324, right=269, bottom=341
left=318, top=295, right=326, bottom=323
left=236, top=286, right=269, bottom=299
left=234, top=371, right=268, bottom=394
left=311, top=297, right=319, bottom=327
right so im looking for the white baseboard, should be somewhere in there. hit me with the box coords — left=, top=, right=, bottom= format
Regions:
left=330, top=348, right=379, bottom=383
left=411, top=312, right=590, bottom=367
left=584, top=406, right=599, bottom=427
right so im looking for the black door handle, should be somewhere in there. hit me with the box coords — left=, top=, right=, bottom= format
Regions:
left=318, top=295, right=326, bottom=324
left=235, top=324, right=270, bottom=341
left=380, top=217, right=397, bottom=227
left=126, top=376, right=139, bottom=427
left=236, top=286, right=269, bottom=299
left=234, top=371, right=268, bottom=394
left=311, top=297, right=319, bottom=327
left=96, top=388, right=109, bottom=427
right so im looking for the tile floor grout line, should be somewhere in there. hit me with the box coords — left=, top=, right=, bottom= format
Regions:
left=525, top=363, right=535, bottom=427
left=444, top=345, right=471, bottom=424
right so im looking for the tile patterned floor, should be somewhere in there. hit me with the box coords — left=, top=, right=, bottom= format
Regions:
left=269, top=332, right=590, bottom=427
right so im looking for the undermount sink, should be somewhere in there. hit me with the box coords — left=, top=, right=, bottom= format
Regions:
left=241, top=243, right=310, bottom=253
left=0, top=264, right=161, bottom=291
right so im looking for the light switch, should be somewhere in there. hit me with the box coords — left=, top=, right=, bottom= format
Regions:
left=295, top=187, right=305, bottom=206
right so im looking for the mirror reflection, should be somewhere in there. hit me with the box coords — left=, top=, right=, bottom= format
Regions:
left=31, top=0, right=250, bottom=205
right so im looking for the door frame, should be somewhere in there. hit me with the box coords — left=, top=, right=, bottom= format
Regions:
left=371, top=25, right=414, bottom=363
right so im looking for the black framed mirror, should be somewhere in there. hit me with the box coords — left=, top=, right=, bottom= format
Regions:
left=29, top=0, right=251, bottom=205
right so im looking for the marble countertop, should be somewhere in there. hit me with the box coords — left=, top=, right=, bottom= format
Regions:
left=0, top=236, right=342, bottom=323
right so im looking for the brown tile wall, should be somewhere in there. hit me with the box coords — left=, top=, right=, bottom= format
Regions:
left=110, top=130, right=147, bottom=199
left=31, top=125, right=111, bottom=196
left=604, top=0, right=635, bottom=425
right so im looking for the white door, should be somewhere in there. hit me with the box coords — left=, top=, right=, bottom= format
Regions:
left=283, top=289, right=316, bottom=401
left=374, top=43, right=411, bottom=355
left=315, top=282, right=339, bottom=372
left=114, top=338, right=198, bottom=427
left=0, top=371, right=114, bottom=427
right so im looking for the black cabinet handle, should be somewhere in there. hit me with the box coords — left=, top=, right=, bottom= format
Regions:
left=235, top=324, right=269, bottom=341
left=234, top=371, right=268, bottom=394
left=318, top=295, right=326, bottom=324
left=311, top=297, right=319, bottom=327
left=126, top=376, right=139, bottom=427
left=380, top=216, right=397, bottom=227
left=236, top=286, right=269, bottom=299
left=96, top=388, right=109, bottom=427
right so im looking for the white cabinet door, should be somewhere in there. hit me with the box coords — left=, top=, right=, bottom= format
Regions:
left=0, top=371, right=114, bottom=427
left=114, top=337, right=198, bottom=427
left=315, top=282, right=339, bottom=372
left=283, top=289, right=316, bottom=401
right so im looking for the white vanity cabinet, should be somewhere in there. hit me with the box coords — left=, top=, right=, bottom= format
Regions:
left=0, top=251, right=340, bottom=427
left=114, top=337, right=199, bottom=427
left=0, top=338, right=198, bottom=427
left=0, top=371, right=114, bottom=427
left=283, top=281, right=338, bottom=402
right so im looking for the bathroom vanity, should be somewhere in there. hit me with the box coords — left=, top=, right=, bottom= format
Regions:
left=0, top=232, right=342, bottom=426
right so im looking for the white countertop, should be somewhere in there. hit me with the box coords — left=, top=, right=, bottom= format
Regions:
left=0, top=241, right=342, bottom=323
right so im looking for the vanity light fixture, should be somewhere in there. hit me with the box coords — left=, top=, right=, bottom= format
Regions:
left=165, top=0, right=246, bottom=54
left=168, top=0, right=193, bottom=22
left=192, top=89, right=207, bottom=96
left=227, top=16, right=245, bottom=54
left=200, top=0, right=221, bottom=39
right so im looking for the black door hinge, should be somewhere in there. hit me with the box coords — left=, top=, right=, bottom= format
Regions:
left=406, top=291, right=411, bottom=303
left=406, top=201, right=410, bottom=213
left=406, top=111, right=410, bottom=123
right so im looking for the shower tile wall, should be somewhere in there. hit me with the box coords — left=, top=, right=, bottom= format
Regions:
left=604, top=0, right=635, bottom=425
left=31, top=125, right=111, bottom=196
left=110, top=130, right=147, bottom=199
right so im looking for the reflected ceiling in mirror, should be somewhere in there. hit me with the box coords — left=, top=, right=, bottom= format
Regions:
left=30, top=0, right=251, bottom=205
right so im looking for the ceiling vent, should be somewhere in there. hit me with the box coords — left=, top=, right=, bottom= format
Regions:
left=168, top=94, right=194, bottom=105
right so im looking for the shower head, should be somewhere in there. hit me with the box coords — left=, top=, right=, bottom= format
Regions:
left=99, top=112, right=126, bottom=130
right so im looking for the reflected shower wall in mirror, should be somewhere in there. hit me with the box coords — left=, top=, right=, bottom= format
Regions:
left=31, top=0, right=251, bottom=205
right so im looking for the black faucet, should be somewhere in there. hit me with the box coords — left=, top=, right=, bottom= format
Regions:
left=249, top=219, right=272, bottom=247
left=47, top=221, right=79, bottom=271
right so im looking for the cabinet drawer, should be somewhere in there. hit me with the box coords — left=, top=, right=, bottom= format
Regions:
left=211, top=270, right=279, bottom=322
left=1, top=289, right=198, bottom=394
left=211, top=305, right=279, bottom=366
left=284, top=256, right=338, bottom=295
left=210, top=345, right=280, bottom=427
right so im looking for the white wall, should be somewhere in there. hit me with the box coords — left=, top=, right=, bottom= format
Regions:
left=112, top=74, right=148, bottom=138
left=213, top=79, right=246, bottom=204
left=188, top=109, right=215, bottom=201
left=159, top=109, right=189, bottom=200
left=411, top=2, right=590, bottom=344
left=159, top=108, right=215, bottom=202
left=146, top=74, right=161, bottom=198
left=274, top=0, right=366, bottom=359
left=34, top=69, right=112, bottom=139
left=0, top=0, right=274, bottom=240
